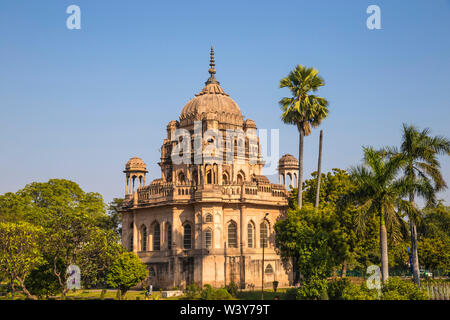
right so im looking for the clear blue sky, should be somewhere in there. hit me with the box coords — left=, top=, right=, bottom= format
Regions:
left=1, top=0, right=449, bottom=204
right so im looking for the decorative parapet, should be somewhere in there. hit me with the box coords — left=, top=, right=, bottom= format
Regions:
left=122, top=180, right=288, bottom=209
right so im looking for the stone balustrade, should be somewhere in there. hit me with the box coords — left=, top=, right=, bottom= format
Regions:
left=125, top=181, right=288, bottom=208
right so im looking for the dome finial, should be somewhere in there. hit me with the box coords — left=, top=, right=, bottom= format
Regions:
left=206, top=46, right=219, bottom=85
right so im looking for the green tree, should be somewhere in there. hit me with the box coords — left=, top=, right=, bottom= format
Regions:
left=418, top=204, right=450, bottom=274
left=0, top=222, right=44, bottom=300
left=303, top=169, right=379, bottom=276
left=279, top=65, right=329, bottom=209
left=0, top=179, right=123, bottom=297
left=104, top=198, right=124, bottom=237
left=24, top=258, right=62, bottom=299
left=275, top=204, right=347, bottom=282
left=106, top=252, right=148, bottom=299
left=345, top=147, right=410, bottom=283
left=386, top=124, right=450, bottom=285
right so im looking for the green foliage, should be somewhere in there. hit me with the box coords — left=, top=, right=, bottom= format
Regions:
left=197, top=284, right=233, bottom=300
left=327, top=278, right=351, bottom=300
left=296, top=276, right=328, bottom=300
left=305, top=169, right=379, bottom=271
left=186, top=283, right=202, bottom=299
left=24, top=259, right=62, bottom=298
left=381, top=277, right=428, bottom=300
left=0, top=221, right=44, bottom=299
left=329, top=277, right=428, bottom=300
left=0, top=179, right=124, bottom=297
left=275, top=204, right=348, bottom=280
left=418, top=205, right=450, bottom=274
left=326, top=278, right=377, bottom=300
left=200, top=284, right=214, bottom=300
left=345, top=147, right=412, bottom=281
left=341, top=283, right=377, bottom=300
left=279, top=64, right=329, bottom=208
left=103, top=198, right=124, bottom=237
left=106, top=252, right=148, bottom=298
left=384, top=124, right=450, bottom=284
left=225, top=281, right=238, bottom=297
left=278, top=65, right=329, bottom=135
left=304, top=169, right=354, bottom=210
left=213, top=288, right=233, bottom=300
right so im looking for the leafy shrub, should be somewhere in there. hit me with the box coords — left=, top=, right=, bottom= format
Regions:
left=106, top=252, right=148, bottom=299
left=225, top=282, right=239, bottom=297
left=213, top=288, right=232, bottom=300
left=24, top=262, right=62, bottom=299
left=186, top=283, right=202, bottom=299
left=297, top=276, right=328, bottom=300
left=198, top=284, right=232, bottom=300
left=200, top=284, right=214, bottom=300
left=381, top=277, right=428, bottom=300
left=327, top=278, right=351, bottom=300
left=341, top=283, right=377, bottom=300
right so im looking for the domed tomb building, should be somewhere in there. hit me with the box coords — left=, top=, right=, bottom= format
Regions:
left=121, top=48, right=292, bottom=289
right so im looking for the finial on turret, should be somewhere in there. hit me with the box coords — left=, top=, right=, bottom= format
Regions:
left=206, top=46, right=219, bottom=85
left=209, top=46, right=216, bottom=75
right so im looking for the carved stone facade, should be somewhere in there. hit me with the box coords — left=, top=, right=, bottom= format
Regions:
left=121, top=48, right=293, bottom=289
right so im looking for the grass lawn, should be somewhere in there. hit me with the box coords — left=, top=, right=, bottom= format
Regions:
left=237, top=288, right=287, bottom=300
left=0, top=287, right=289, bottom=300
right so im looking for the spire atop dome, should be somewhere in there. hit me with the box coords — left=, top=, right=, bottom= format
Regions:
left=206, top=46, right=219, bottom=85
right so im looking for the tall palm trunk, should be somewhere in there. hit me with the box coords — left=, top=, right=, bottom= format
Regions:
left=409, top=193, right=421, bottom=286
left=315, top=130, right=323, bottom=209
left=380, top=213, right=389, bottom=283
left=297, top=125, right=304, bottom=209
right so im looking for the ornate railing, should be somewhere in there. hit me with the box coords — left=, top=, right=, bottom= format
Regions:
left=131, top=181, right=288, bottom=206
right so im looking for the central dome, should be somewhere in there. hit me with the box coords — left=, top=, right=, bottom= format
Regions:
left=179, top=47, right=243, bottom=126
left=180, top=83, right=242, bottom=120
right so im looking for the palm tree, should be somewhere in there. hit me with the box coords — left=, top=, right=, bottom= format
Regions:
left=386, top=124, right=450, bottom=286
left=279, top=65, right=329, bottom=209
left=315, top=129, right=324, bottom=209
left=346, top=147, right=411, bottom=283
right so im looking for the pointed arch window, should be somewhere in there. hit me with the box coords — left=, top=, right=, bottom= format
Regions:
left=265, top=264, right=274, bottom=274
left=141, top=226, right=147, bottom=251
left=205, top=228, right=212, bottom=249
left=183, top=224, right=192, bottom=249
left=222, top=171, right=230, bottom=184
left=153, top=223, right=160, bottom=251
left=167, top=223, right=172, bottom=250
left=237, top=171, right=244, bottom=184
left=207, top=169, right=212, bottom=184
left=228, top=221, right=237, bottom=248
left=247, top=222, right=255, bottom=248
left=178, top=171, right=185, bottom=185
left=129, top=222, right=134, bottom=251
left=129, top=234, right=134, bottom=251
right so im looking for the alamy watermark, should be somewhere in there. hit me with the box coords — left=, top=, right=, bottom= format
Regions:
left=366, top=5, right=381, bottom=30
left=366, top=265, right=381, bottom=297
left=66, top=5, right=81, bottom=30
